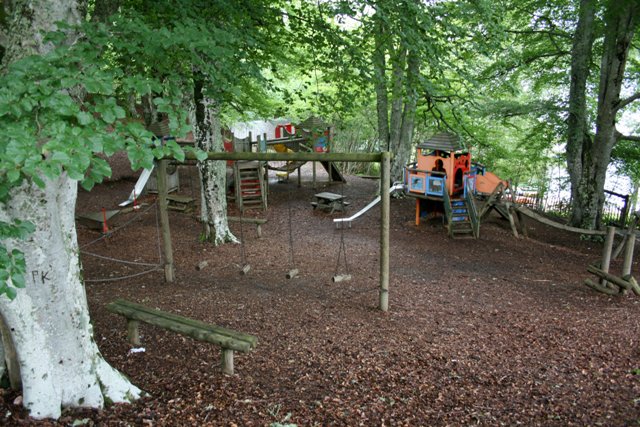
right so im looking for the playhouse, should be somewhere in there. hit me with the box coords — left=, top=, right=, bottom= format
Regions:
left=405, top=133, right=471, bottom=199
left=403, top=132, right=507, bottom=238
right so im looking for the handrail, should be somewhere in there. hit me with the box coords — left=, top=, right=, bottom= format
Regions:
left=443, top=190, right=453, bottom=237
left=465, top=176, right=480, bottom=238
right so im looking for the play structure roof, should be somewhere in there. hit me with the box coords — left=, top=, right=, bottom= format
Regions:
left=417, top=132, right=466, bottom=152
left=299, top=116, right=328, bottom=130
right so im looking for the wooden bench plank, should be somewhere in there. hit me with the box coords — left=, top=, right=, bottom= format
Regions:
left=107, top=299, right=258, bottom=375
left=107, top=300, right=257, bottom=350
left=108, top=299, right=257, bottom=348
left=227, top=216, right=267, bottom=225
left=107, top=303, right=251, bottom=352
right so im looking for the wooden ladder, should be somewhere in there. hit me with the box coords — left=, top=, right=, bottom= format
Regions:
left=234, top=161, right=267, bottom=212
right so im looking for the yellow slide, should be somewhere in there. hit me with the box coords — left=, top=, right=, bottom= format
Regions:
left=273, top=143, right=292, bottom=154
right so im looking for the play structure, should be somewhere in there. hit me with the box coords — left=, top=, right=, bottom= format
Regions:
left=403, top=132, right=507, bottom=239
left=225, top=117, right=345, bottom=212
left=149, top=150, right=393, bottom=312
left=119, top=117, right=345, bottom=213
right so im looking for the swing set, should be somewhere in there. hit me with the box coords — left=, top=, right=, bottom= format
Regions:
left=237, top=168, right=350, bottom=282
left=157, top=151, right=392, bottom=312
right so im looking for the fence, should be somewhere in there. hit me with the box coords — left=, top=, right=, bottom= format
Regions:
left=514, top=189, right=630, bottom=227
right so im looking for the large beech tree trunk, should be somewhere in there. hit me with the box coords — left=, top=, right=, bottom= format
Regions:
left=566, top=0, right=596, bottom=228
left=568, top=0, right=639, bottom=229
left=193, top=77, right=237, bottom=245
left=0, top=0, right=141, bottom=419
left=372, top=2, right=419, bottom=183
left=0, top=177, right=141, bottom=419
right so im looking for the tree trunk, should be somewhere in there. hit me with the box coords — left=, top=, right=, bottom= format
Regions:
left=566, top=0, right=596, bottom=227
left=391, top=48, right=419, bottom=182
left=568, top=0, right=638, bottom=229
left=0, top=177, right=141, bottom=419
left=193, top=76, right=237, bottom=245
left=589, top=0, right=639, bottom=227
left=388, top=47, right=407, bottom=159
left=372, top=10, right=390, bottom=152
left=0, top=0, right=142, bottom=419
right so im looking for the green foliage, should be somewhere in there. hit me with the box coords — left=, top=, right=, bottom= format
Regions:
left=0, top=1, right=293, bottom=300
left=0, top=220, right=35, bottom=300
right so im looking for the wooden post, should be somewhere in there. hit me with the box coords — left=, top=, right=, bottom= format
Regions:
left=505, top=202, right=519, bottom=238
left=622, top=220, right=636, bottom=277
left=127, top=319, right=141, bottom=346
left=312, top=161, right=317, bottom=189
left=221, top=348, right=234, bottom=375
left=516, top=210, right=528, bottom=238
left=601, top=226, right=616, bottom=289
left=157, top=159, right=175, bottom=282
left=379, top=152, right=390, bottom=312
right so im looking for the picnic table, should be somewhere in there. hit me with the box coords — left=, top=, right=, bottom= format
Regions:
left=311, top=192, right=350, bottom=213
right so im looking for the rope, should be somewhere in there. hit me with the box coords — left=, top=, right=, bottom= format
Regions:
left=80, top=197, right=164, bottom=281
left=79, top=200, right=158, bottom=249
left=83, top=265, right=162, bottom=283
left=287, top=185, right=295, bottom=268
left=238, top=201, right=248, bottom=267
left=80, top=251, right=158, bottom=267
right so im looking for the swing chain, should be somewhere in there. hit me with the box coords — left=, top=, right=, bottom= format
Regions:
left=238, top=205, right=247, bottom=267
left=287, top=188, right=295, bottom=268
left=334, top=181, right=349, bottom=275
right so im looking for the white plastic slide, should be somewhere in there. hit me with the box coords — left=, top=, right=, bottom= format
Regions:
left=333, top=182, right=405, bottom=227
left=119, top=166, right=154, bottom=207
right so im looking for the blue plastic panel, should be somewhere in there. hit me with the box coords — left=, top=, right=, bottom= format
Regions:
left=426, top=176, right=445, bottom=196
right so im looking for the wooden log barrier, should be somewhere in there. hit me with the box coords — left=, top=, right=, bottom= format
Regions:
left=587, top=264, right=632, bottom=290
left=600, top=226, right=616, bottom=289
left=625, top=276, right=640, bottom=296
left=584, top=278, right=620, bottom=295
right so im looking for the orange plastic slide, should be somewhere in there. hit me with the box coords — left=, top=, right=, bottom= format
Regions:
left=475, top=171, right=508, bottom=195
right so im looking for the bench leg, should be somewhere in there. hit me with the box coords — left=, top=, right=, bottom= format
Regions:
left=221, top=348, right=234, bottom=375
left=127, top=320, right=140, bottom=346
left=256, top=224, right=262, bottom=238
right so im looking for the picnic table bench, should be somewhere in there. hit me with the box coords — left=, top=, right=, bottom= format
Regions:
left=311, top=192, right=350, bottom=213
left=107, top=299, right=257, bottom=375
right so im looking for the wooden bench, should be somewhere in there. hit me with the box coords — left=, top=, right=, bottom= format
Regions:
left=227, top=216, right=267, bottom=238
left=106, top=299, right=257, bottom=375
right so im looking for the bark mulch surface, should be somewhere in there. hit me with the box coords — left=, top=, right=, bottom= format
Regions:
left=4, top=162, right=640, bottom=426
